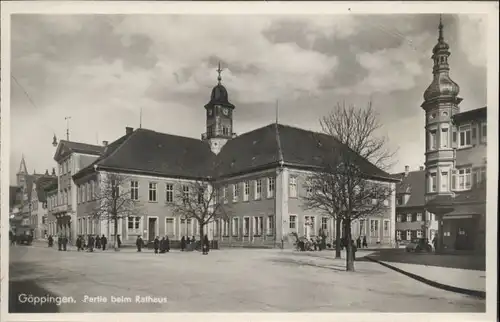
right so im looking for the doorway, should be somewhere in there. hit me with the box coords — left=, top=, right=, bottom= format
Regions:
left=148, top=218, right=157, bottom=241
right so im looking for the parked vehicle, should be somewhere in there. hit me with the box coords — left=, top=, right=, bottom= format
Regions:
left=405, top=238, right=432, bottom=253
left=15, top=226, right=34, bottom=245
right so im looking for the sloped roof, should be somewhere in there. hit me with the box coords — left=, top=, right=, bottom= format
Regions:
left=73, top=123, right=396, bottom=182
left=34, top=176, right=58, bottom=202
left=394, top=170, right=426, bottom=208
left=452, top=106, right=487, bottom=124
left=60, top=140, right=104, bottom=155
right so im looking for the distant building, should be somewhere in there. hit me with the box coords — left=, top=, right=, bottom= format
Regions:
left=394, top=166, right=439, bottom=244
left=30, top=174, right=58, bottom=239
left=71, top=70, right=399, bottom=248
left=421, top=19, right=487, bottom=253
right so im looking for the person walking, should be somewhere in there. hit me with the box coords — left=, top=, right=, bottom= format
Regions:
left=62, top=235, right=68, bottom=251
left=165, top=236, right=170, bottom=252
left=202, top=235, right=210, bottom=255
left=117, top=235, right=122, bottom=249
left=153, top=236, right=160, bottom=254
left=356, top=236, right=361, bottom=249
left=76, top=236, right=82, bottom=251
left=88, top=235, right=95, bottom=252
left=136, top=236, right=143, bottom=252
left=48, top=235, right=54, bottom=248
left=362, top=236, right=368, bottom=248
left=432, top=236, right=438, bottom=253
left=101, top=235, right=108, bottom=251
left=95, top=235, right=101, bottom=249
left=351, top=239, right=358, bottom=261
left=180, top=236, right=186, bottom=251
left=57, top=235, right=62, bottom=251
left=159, top=237, right=166, bottom=254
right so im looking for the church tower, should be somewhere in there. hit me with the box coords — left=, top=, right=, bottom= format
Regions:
left=421, top=17, right=462, bottom=205
left=202, top=62, right=236, bottom=154
left=16, top=154, right=28, bottom=187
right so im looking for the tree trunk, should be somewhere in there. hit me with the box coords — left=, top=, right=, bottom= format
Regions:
left=199, top=221, right=204, bottom=253
left=345, top=217, right=355, bottom=272
left=113, top=216, right=119, bottom=251
left=335, top=218, right=341, bottom=258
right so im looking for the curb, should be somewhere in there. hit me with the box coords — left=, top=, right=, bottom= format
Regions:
left=365, top=256, right=486, bottom=299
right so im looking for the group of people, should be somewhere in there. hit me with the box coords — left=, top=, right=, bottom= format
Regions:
left=47, top=235, right=69, bottom=251
left=75, top=234, right=112, bottom=252
left=135, top=235, right=211, bottom=255
left=355, top=236, right=369, bottom=249
left=296, top=235, right=328, bottom=252
left=151, top=236, right=171, bottom=254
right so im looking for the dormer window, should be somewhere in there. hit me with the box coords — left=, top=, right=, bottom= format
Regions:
left=396, top=195, right=403, bottom=206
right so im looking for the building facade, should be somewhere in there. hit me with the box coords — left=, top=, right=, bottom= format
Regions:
left=422, top=19, right=487, bottom=253
left=72, top=72, right=398, bottom=248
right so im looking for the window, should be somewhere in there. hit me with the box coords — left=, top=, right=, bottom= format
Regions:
left=83, top=186, right=87, bottom=203
left=165, top=218, right=175, bottom=236
left=481, top=122, right=487, bottom=143
left=406, top=230, right=411, bottom=240
left=243, top=217, right=250, bottom=236
left=441, top=128, right=449, bottom=148
left=232, top=217, right=240, bottom=236
left=396, top=230, right=402, bottom=240
left=253, top=217, right=261, bottom=236
left=321, top=217, right=328, bottom=231
left=416, top=213, right=422, bottom=221
left=222, top=219, right=229, bottom=236
left=259, top=216, right=264, bottom=236
left=267, top=215, right=274, bottom=235
left=148, top=182, right=157, bottom=202
left=406, top=214, right=412, bottom=222
left=289, top=177, right=297, bottom=198
left=128, top=216, right=141, bottom=230
left=370, top=219, right=379, bottom=237
left=163, top=184, right=173, bottom=202
left=233, top=183, right=239, bottom=202
left=243, top=181, right=250, bottom=201
left=77, top=186, right=80, bottom=204
left=459, top=125, right=471, bottom=147
left=429, top=130, right=437, bottom=150
left=383, top=220, right=390, bottom=237
left=480, top=168, right=486, bottom=184
left=130, top=181, right=139, bottom=200
left=182, top=185, right=189, bottom=203
left=267, top=177, right=275, bottom=198
left=255, top=180, right=262, bottom=200
left=359, top=219, right=365, bottom=235
left=222, top=126, right=229, bottom=136
left=223, top=185, right=228, bottom=204
left=305, top=216, right=315, bottom=232
left=289, top=215, right=297, bottom=229
left=90, top=181, right=94, bottom=200
left=429, top=172, right=437, bottom=192
left=455, top=168, right=472, bottom=191
left=417, top=230, right=423, bottom=238
left=441, top=171, right=449, bottom=191
left=397, top=195, right=403, bottom=205
left=197, top=188, right=204, bottom=204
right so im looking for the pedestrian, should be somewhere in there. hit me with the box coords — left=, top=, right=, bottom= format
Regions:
left=62, top=235, right=68, bottom=251
left=165, top=236, right=170, bottom=252
left=180, top=236, right=186, bottom=251
left=48, top=235, right=53, bottom=247
left=362, top=236, right=368, bottom=248
left=159, top=237, right=166, bottom=254
left=117, top=235, right=122, bottom=248
left=76, top=236, right=82, bottom=251
left=202, top=235, right=210, bottom=255
left=136, top=236, right=143, bottom=252
left=95, top=235, right=101, bottom=249
left=351, top=239, right=357, bottom=261
left=101, top=235, right=107, bottom=251
left=432, top=236, right=437, bottom=252
left=192, top=236, right=196, bottom=250
left=88, top=235, right=94, bottom=252
left=356, top=236, right=361, bottom=249
left=153, top=236, right=160, bottom=254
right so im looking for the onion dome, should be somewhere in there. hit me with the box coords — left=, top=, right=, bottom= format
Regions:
left=423, top=16, right=460, bottom=102
left=205, top=62, right=235, bottom=109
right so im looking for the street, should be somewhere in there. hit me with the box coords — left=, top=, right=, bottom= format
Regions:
left=9, top=245, right=485, bottom=313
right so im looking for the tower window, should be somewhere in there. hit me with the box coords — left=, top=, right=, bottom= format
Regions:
left=429, top=130, right=437, bottom=150
left=459, top=125, right=471, bottom=147
left=429, top=172, right=437, bottom=192
left=441, top=128, right=449, bottom=148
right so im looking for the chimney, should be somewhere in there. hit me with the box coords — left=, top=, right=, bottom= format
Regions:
left=102, top=141, right=108, bottom=146
left=419, top=166, right=424, bottom=171
left=126, top=127, right=134, bottom=135
left=51, top=168, right=56, bottom=176
left=404, top=165, right=409, bottom=176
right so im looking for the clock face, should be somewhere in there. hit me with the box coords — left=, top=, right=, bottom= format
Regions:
left=222, top=108, right=229, bottom=116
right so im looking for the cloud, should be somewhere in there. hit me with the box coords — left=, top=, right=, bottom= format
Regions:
left=456, top=14, right=487, bottom=67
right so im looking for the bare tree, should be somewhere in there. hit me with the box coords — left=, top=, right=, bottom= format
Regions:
left=303, top=101, right=396, bottom=271
left=90, top=172, right=143, bottom=250
left=167, top=179, right=231, bottom=244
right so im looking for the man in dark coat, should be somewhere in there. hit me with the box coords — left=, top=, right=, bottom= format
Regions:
left=136, top=236, right=143, bottom=252
left=356, top=236, right=361, bottom=249
left=76, top=236, right=82, bottom=251
left=101, top=235, right=108, bottom=251
left=88, top=235, right=94, bottom=252
left=58, top=235, right=62, bottom=251
left=159, top=237, right=166, bottom=253
left=165, top=236, right=170, bottom=252
left=62, top=235, right=68, bottom=251
left=117, top=235, right=122, bottom=248
left=362, top=236, right=368, bottom=248
left=202, top=235, right=210, bottom=255
left=48, top=235, right=53, bottom=247
left=351, top=239, right=358, bottom=260
left=180, top=236, right=186, bottom=251
left=153, top=236, right=160, bottom=254
left=95, top=235, right=101, bottom=249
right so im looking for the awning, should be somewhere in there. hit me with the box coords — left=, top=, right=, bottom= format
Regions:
left=443, top=204, right=485, bottom=218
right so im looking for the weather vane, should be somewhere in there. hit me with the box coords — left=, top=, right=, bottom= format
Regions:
left=216, top=62, right=223, bottom=84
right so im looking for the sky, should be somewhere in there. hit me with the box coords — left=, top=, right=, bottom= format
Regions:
left=9, top=13, right=487, bottom=182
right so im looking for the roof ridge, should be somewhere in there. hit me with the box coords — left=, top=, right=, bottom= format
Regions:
left=135, top=128, right=204, bottom=143
left=96, top=131, right=136, bottom=168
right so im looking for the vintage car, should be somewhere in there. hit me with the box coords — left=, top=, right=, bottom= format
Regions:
left=405, top=238, right=432, bottom=253
left=15, top=226, right=34, bottom=245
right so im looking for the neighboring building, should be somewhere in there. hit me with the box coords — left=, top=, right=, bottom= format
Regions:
left=47, top=140, right=104, bottom=240
left=394, top=166, right=439, bottom=244
left=72, top=71, right=398, bottom=248
left=30, top=174, right=58, bottom=239
left=421, top=19, right=487, bottom=253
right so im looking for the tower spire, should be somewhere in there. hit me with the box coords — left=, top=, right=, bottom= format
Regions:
left=216, top=62, right=223, bottom=84
left=438, top=14, right=444, bottom=42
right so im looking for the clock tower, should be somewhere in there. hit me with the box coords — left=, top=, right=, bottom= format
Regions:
left=203, top=62, right=236, bottom=154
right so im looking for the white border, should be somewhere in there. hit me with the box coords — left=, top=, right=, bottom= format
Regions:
left=1, top=2, right=498, bottom=322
